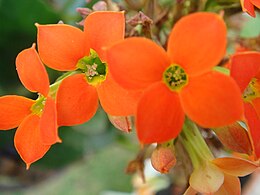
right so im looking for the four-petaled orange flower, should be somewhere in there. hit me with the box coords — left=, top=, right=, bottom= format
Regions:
left=107, top=12, right=244, bottom=144
left=240, top=0, right=260, bottom=17
left=0, top=44, right=60, bottom=169
left=230, top=52, right=260, bottom=159
left=36, top=11, right=140, bottom=127
left=185, top=157, right=258, bottom=195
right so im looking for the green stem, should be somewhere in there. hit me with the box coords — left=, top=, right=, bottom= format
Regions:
left=48, top=71, right=78, bottom=99
left=179, top=134, right=201, bottom=169
left=180, top=118, right=215, bottom=169
left=183, top=118, right=214, bottom=160
left=30, top=95, right=45, bottom=115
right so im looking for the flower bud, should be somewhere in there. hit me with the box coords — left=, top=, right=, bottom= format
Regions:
left=151, top=143, right=176, bottom=173
left=108, top=115, right=132, bottom=133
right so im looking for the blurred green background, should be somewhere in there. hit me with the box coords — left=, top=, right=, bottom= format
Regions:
left=0, top=0, right=139, bottom=194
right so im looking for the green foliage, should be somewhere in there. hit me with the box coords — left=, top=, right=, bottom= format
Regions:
left=0, top=0, right=60, bottom=93
left=240, top=13, right=260, bottom=38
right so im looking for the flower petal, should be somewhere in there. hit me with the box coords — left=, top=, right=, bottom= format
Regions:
left=180, top=71, right=244, bottom=127
left=230, top=52, right=260, bottom=92
left=252, top=98, right=260, bottom=118
left=189, top=162, right=224, bottom=194
left=0, top=95, right=34, bottom=130
left=96, top=73, right=142, bottom=116
left=84, top=11, right=125, bottom=60
left=212, top=157, right=258, bottom=176
left=136, top=82, right=184, bottom=144
left=40, top=97, right=61, bottom=145
left=16, top=44, right=49, bottom=96
left=167, top=12, right=226, bottom=76
left=14, top=114, right=50, bottom=169
left=56, top=74, right=98, bottom=126
left=37, top=24, right=87, bottom=71
left=251, top=0, right=260, bottom=8
left=241, top=0, right=256, bottom=17
left=244, top=102, right=260, bottom=158
left=215, top=174, right=241, bottom=195
left=213, top=122, right=252, bottom=155
left=107, top=37, right=170, bottom=90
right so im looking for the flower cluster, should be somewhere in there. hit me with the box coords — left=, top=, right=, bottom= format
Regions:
left=0, top=2, right=260, bottom=194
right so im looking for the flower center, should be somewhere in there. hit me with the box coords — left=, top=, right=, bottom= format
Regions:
left=31, top=95, right=46, bottom=116
left=76, top=49, right=107, bottom=86
left=163, top=64, right=188, bottom=91
left=243, top=78, right=260, bottom=102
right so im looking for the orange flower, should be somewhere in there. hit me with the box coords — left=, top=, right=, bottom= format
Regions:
left=0, top=44, right=60, bottom=168
left=107, top=12, right=244, bottom=144
left=185, top=157, right=258, bottom=194
left=230, top=52, right=260, bottom=159
left=36, top=11, right=140, bottom=126
left=240, top=0, right=260, bottom=17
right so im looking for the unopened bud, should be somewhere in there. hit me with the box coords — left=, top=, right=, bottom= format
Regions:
left=108, top=115, right=132, bottom=133
left=151, top=143, right=176, bottom=173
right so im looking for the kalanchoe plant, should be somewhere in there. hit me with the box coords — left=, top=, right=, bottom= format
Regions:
left=107, top=12, right=244, bottom=144
left=0, top=44, right=60, bottom=169
left=36, top=11, right=141, bottom=127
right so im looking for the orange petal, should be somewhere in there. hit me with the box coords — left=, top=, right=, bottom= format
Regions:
left=244, top=102, right=260, bottom=158
left=16, top=44, right=49, bottom=96
left=251, top=0, right=260, bottom=8
left=37, top=24, right=87, bottom=71
left=180, top=71, right=244, bottom=127
left=136, top=82, right=184, bottom=144
left=40, top=97, right=61, bottom=145
left=56, top=74, right=98, bottom=126
left=212, top=157, right=258, bottom=176
left=241, top=0, right=256, bottom=17
left=0, top=95, right=34, bottom=130
left=230, top=52, right=260, bottom=92
left=255, top=70, right=260, bottom=79
left=167, top=12, right=226, bottom=76
left=215, top=174, right=241, bottom=195
left=252, top=97, right=260, bottom=118
left=97, top=73, right=142, bottom=116
left=14, top=114, right=50, bottom=169
left=189, top=162, right=224, bottom=194
left=107, top=37, right=170, bottom=90
left=84, top=11, right=125, bottom=60
left=213, top=122, right=252, bottom=155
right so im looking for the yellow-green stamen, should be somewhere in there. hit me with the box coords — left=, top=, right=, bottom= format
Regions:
left=76, top=49, right=107, bottom=86
left=243, top=78, right=260, bottom=102
left=163, top=64, right=188, bottom=91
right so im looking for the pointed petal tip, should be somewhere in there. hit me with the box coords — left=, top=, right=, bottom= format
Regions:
left=31, top=43, right=36, bottom=49
left=26, top=163, right=31, bottom=170
left=42, top=137, right=62, bottom=145
left=57, top=137, right=62, bottom=143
